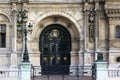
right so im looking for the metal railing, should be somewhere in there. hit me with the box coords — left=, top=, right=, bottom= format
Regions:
left=31, top=65, right=92, bottom=80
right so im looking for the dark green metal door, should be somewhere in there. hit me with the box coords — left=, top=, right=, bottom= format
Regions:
left=39, top=24, right=71, bottom=75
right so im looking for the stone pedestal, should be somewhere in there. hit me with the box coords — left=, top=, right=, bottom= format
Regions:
left=19, top=62, right=31, bottom=80
left=95, top=61, right=108, bottom=80
left=10, top=53, right=17, bottom=68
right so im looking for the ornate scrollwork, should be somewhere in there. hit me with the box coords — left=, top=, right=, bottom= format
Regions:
left=89, top=8, right=95, bottom=42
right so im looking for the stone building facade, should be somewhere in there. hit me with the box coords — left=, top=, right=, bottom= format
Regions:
left=0, top=0, right=120, bottom=70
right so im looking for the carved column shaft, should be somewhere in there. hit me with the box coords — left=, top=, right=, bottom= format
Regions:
left=12, top=12, right=17, bottom=52
left=11, top=2, right=18, bottom=68
left=83, top=3, right=89, bottom=51
left=94, top=2, right=99, bottom=52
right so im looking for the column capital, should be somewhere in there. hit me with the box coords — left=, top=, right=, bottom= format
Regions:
left=11, top=4, right=17, bottom=15
left=11, top=9, right=17, bottom=15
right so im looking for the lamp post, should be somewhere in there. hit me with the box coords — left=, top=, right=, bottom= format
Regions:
left=17, top=9, right=33, bottom=62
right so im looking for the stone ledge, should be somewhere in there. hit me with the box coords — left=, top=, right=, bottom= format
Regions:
left=107, top=0, right=120, bottom=2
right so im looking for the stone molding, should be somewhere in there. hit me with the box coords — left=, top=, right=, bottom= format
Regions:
left=106, top=9, right=120, bottom=20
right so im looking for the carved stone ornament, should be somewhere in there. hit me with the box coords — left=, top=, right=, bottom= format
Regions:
left=89, top=8, right=95, bottom=42
left=50, top=29, right=59, bottom=39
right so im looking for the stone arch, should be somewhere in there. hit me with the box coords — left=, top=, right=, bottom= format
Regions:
left=33, top=16, right=81, bottom=52
left=0, top=12, right=11, bottom=23
left=36, top=17, right=75, bottom=40
left=34, top=11, right=82, bottom=40
left=30, top=11, right=83, bottom=67
left=0, top=12, right=11, bottom=49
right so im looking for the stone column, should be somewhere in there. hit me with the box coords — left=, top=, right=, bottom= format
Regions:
left=83, top=3, right=88, bottom=51
left=94, top=2, right=99, bottom=51
left=78, top=50, right=84, bottom=75
left=70, top=51, right=79, bottom=75
left=78, top=50, right=84, bottom=66
left=10, top=3, right=18, bottom=68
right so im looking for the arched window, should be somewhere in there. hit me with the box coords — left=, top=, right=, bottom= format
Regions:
left=0, top=14, right=8, bottom=48
left=0, top=24, right=6, bottom=47
left=115, top=25, right=120, bottom=38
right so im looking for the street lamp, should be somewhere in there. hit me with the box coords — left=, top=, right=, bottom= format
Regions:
left=17, top=9, right=33, bottom=62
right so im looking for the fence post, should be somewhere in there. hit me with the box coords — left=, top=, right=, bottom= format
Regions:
left=19, top=62, right=31, bottom=80
left=95, top=53, right=108, bottom=80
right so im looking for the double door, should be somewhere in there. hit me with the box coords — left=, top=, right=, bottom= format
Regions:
left=40, top=24, right=71, bottom=75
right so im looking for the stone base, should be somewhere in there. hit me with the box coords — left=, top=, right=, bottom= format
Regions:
left=19, top=62, right=31, bottom=80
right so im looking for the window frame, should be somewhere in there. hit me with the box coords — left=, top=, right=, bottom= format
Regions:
left=0, top=24, right=6, bottom=48
left=115, top=25, right=120, bottom=38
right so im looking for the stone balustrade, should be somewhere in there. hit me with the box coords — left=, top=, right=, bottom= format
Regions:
left=0, top=0, right=82, bottom=3
left=108, top=68, right=120, bottom=80
left=0, top=69, right=19, bottom=80
left=29, top=0, right=82, bottom=2
left=0, top=0, right=105, bottom=3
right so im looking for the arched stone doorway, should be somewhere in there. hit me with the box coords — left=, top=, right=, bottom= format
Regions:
left=39, top=24, right=71, bottom=75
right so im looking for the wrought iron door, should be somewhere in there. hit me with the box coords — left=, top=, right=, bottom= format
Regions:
left=39, top=24, right=71, bottom=75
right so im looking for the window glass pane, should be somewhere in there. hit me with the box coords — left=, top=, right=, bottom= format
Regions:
left=115, top=25, right=120, bottom=38
left=0, top=24, right=6, bottom=48
left=1, top=33, right=6, bottom=47
left=0, top=34, right=1, bottom=47
left=1, top=24, right=6, bottom=32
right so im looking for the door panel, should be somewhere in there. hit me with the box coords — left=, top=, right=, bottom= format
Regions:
left=40, top=24, right=71, bottom=75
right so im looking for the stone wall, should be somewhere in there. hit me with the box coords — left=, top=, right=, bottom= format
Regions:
left=0, top=0, right=120, bottom=68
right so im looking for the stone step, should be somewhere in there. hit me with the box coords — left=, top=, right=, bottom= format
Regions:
left=32, top=75, right=92, bottom=80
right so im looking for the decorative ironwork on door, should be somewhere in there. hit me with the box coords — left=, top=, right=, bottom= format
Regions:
left=39, top=24, right=71, bottom=75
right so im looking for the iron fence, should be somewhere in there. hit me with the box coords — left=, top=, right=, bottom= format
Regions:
left=31, top=65, right=92, bottom=80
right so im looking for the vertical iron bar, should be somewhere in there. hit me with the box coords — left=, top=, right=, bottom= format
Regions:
left=62, top=75, right=64, bottom=80
left=47, top=75, right=49, bottom=80
left=33, top=66, right=34, bottom=80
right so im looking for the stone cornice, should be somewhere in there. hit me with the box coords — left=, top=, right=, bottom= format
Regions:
left=105, top=2, right=120, bottom=9
left=107, top=0, right=120, bottom=2
left=106, top=9, right=120, bottom=15
left=27, top=4, right=83, bottom=12
left=28, top=0, right=82, bottom=3
left=105, top=2, right=120, bottom=20
left=106, top=9, right=120, bottom=20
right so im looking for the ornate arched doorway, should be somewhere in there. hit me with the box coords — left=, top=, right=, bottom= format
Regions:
left=39, top=24, right=71, bottom=75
